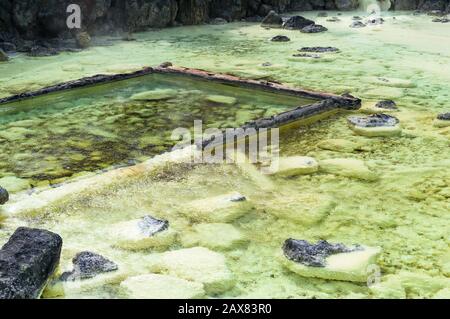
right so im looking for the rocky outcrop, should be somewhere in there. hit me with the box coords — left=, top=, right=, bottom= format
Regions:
left=0, top=186, right=8, bottom=204
left=0, top=48, right=7, bottom=61
left=0, top=227, right=62, bottom=299
left=60, top=251, right=118, bottom=281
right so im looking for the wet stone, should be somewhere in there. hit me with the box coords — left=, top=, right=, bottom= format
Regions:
left=326, top=17, right=341, bottom=22
left=283, top=239, right=359, bottom=267
left=350, top=21, right=366, bottom=28
left=271, top=35, right=290, bottom=42
left=0, top=186, right=8, bottom=205
left=348, top=114, right=399, bottom=128
left=317, top=12, right=328, bottom=17
left=353, top=16, right=362, bottom=21
left=301, top=24, right=328, bottom=33
left=366, top=18, right=384, bottom=26
left=437, top=113, right=450, bottom=121
left=261, top=10, right=283, bottom=28
left=60, top=251, right=118, bottom=281
left=375, top=100, right=398, bottom=110
left=138, top=215, right=169, bottom=237
left=293, top=53, right=321, bottom=59
left=299, top=47, right=339, bottom=53
left=283, top=16, right=315, bottom=30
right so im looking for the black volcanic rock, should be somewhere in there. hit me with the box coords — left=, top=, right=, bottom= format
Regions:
left=60, top=251, right=118, bottom=281
left=375, top=100, right=398, bottom=110
left=261, top=10, right=283, bottom=28
left=437, top=112, right=450, bottom=120
left=271, top=35, right=290, bottom=42
left=301, top=24, right=328, bottom=33
left=283, top=239, right=358, bottom=267
left=0, top=186, right=8, bottom=204
left=283, top=15, right=315, bottom=30
left=0, top=227, right=62, bottom=299
left=299, top=46, right=339, bottom=53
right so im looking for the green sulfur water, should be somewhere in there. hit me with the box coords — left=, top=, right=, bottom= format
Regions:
left=0, top=11, right=449, bottom=299
left=0, top=73, right=315, bottom=189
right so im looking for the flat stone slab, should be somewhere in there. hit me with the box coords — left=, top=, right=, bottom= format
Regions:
left=0, top=227, right=62, bottom=299
left=319, top=158, right=378, bottom=181
left=263, top=192, right=335, bottom=225
left=121, top=274, right=205, bottom=299
left=130, top=89, right=177, bottom=101
left=151, top=247, right=234, bottom=294
left=182, top=192, right=253, bottom=223
left=181, top=223, right=246, bottom=251
left=110, top=216, right=176, bottom=251
left=282, top=239, right=381, bottom=283
left=271, top=156, right=319, bottom=177
left=348, top=114, right=402, bottom=137
left=317, top=139, right=364, bottom=153
left=205, top=95, right=237, bottom=105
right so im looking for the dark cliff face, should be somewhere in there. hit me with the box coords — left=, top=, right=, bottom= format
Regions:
left=0, top=0, right=448, bottom=41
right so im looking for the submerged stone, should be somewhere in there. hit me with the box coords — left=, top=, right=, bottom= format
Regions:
left=283, top=16, right=315, bottom=30
left=121, top=274, right=205, bottom=299
left=317, top=12, right=328, bottom=17
left=347, top=114, right=402, bottom=137
left=0, top=186, right=9, bottom=205
left=111, top=216, right=176, bottom=251
left=183, top=192, right=252, bottom=223
left=181, top=223, right=246, bottom=250
left=320, top=158, right=378, bottom=181
left=271, top=156, right=319, bottom=177
left=317, top=139, right=364, bottom=153
left=282, top=239, right=381, bottom=283
left=264, top=192, right=335, bottom=225
left=151, top=247, right=234, bottom=294
left=366, top=17, right=384, bottom=26
left=375, top=100, right=398, bottom=110
left=350, top=21, right=366, bottom=28
left=205, top=95, right=237, bottom=105
left=0, top=227, right=62, bottom=299
left=292, top=53, right=321, bottom=59
left=0, top=176, right=30, bottom=193
left=60, top=251, right=118, bottom=281
left=271, top=35, right=290, bottom=42
left=131, top=89, right=177, bottom=101
left=301, top=24, right=328, bottom=33
left=327, top=17, right=341, bottom=22
left=433, top=112, right=450, bottom=127
left=261, top=10, right=283, bottom=28
left=299, top=47, right=339, bottom=53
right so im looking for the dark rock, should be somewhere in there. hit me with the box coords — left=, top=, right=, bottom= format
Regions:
left=211, top=17, right=228, bottom=25
left=271, top=35, right=290, bottom=42
left=299, top=46, right=339, bottom=53
left=432, top=17, right=450, bottom=22
left=0, top=42, right=16, bottom=52
left=437, top=112, right=450, bottom=120
left=245, top=16, right=263, bottom=23
left=138, top=215, right=169, bottom=237
left=366, top=17, right=385, bottom=26
left=283, top=239, right=359, bottom=267
left=0, top=48, right=8, bottom=61
left=60, top=251, right=118, bottom=281
left=229, top=194, right=247, bottom=202
left=352, top=16, right=363, bottom=21
left=27, top=45, right=58, bottom=57
left=317, top=12, right=328, bottom=17
left=375, top=100, right=398, bottom=110
left=261, top=10, right=283, bottom=28
left=394, top=0, right=421, bottom=10
left=293, top=53, right=321, bottom=59
left=0, top=186, right=8, bottom=204
left=159, top=61, right=173, bottom=68
left=427, top=9, right=446, bottom=16
left=283, top=16, right=315, bottom=30
left=348, top=114, right=400, bottom=128
left=75, top=32, right=91, bottom=49
left=326, top=17, right=341, bottom=22
left=350, top=21, right=367, bottom=28
left=335, top=0, right=360, bottom=11
left=301, top=24, right=328, bottom=33
left=421, top=0, right=448, bottom=12
left=0, top=227, right=62, bottom=299
left=262, top=62, right=272, bottom=67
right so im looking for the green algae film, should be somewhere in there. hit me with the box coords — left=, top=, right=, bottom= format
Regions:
left=0, top=73, right=315, bottom=190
